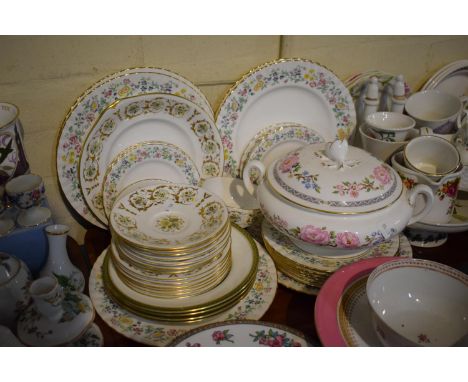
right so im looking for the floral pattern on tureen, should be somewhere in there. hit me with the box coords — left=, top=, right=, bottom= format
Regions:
left=216, top=59, right=356, bottom=177
left=268, top=141, right=400, bottom=214
left=89, top=244, right=277, bottom=347
left=57, top=69, right=214, bottom=228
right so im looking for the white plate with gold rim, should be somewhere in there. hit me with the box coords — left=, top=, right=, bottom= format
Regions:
left=80, top=94, right=221, bottom=224
left=110, top=183, right=228, bottom=250
left=89, top=229, right=277, bottom=346
left=100, top=142, right=200, bottom=223
left=57, top=67, right=213, bottom=229
left=216, top=58, right=356, bottom=177
left=261, top=220, right=401, bottom=273
left=421, top=60, right=468, bottom=97
left=169, top=319, right=310, bottom=347
left=106, top=224, right=256, bottom=310
left=239, top=122, right=324, bottom=180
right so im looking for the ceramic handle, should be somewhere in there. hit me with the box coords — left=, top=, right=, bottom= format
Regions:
left=242, top=160, right=265, bottom=197
left=407, top=184, right=435, bottom=225
left=457, top=96, right=468, bottom=129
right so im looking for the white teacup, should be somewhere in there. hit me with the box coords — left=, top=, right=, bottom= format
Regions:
left=358, top=124, right=418, bottom=162
left=366, top=112, right=416, bottom=142
left=201, top=177, right=261, bottom=228
left=405, top=90, right=462, bottom=132
left=403, top=135, right=461, bottom=178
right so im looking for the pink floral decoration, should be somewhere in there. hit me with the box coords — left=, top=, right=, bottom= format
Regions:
left=373, top=165, right=391, bottom=185
left=298, top=225, right=330, bottom=245
left=212, top=330, right=225, bottom=342
left=279, top=153, right=299, bottom=173
left=336, top=231, right=360, bottom=248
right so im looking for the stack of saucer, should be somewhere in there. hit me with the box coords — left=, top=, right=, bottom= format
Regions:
left=262, top=220, right=404, bottom=290
left=104, top=181, right=259, bottom=322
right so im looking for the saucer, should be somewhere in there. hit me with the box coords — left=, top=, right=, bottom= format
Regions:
left=89, top=235, right=278, bottom=346
left=17, top=291, right=95, bottom=347
left=315, top=256, right=413, bottom=347
left=169, top=319, right=310, bottom=347
left=67, top=323, right=104, bottom=347
left=17, top=206, right=52, bottom=228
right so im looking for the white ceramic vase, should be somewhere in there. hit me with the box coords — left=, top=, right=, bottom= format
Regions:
left=40, top=224, right=85, bottom=292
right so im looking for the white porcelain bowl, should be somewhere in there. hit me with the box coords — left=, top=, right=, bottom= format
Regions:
left=405, top=89, right=462, bottom=131
left=367, top=258, right=468, bottom=346
left=366, top=112, right=416, bottom=142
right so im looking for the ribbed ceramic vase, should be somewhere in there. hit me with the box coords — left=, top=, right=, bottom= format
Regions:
left=40, top=224, right=85, bottom=292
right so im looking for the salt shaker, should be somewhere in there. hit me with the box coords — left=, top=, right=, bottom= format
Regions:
left=362, top=77, right=379, bottom=120
left=391, top=74, right=406, bottom=113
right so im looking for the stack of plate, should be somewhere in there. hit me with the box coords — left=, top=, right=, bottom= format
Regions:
left=103, top=181, right=259, bottom=322
left=261, top=220, right=407, bottom=290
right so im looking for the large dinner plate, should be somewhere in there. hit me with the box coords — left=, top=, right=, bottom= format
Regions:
left=216, top=59, right=356, bottom=177
left=79, top=93, right=222, bottom=224
left=421, top=60, right=468, bottom=97
left=169, top=320, right=310, bottom=347
left=57, top=67, right=212, bottom=228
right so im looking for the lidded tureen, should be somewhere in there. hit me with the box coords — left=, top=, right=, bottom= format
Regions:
left=243, top=140, right=434, bottom=256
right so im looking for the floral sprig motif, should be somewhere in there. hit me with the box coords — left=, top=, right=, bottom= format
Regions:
left=212, top=330, right=234, bottom=344
left=332, top=165, right=391, bottom=198
left=250, top=329, right=302, bottom=347
left=279, top=152, right=320, bottom=192
left=436, top=178, right=460, bottom=201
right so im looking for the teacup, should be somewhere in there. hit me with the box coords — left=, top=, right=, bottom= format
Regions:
left=358, top=124, right=418, bottom=162
left=366, top=112, right=416, bottom=142
left=403, top=135, right=460, bottom=178
left=391, top=151, right=462, bottom=224
left=5, top=174, right=51, bottom=227
left=367, top=258, right=468, bottom=347
left=405, top=90, right=462, bottom=132
left=201, top=177, right=261, bottom=228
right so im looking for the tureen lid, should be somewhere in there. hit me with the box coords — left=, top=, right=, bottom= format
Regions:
left=266, top=140, right=402, bottom=214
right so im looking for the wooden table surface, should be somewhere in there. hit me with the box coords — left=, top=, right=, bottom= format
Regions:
left=68, top=224, right=468, bottom=347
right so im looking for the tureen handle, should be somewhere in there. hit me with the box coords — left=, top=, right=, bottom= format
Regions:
left=326, top=139, right=348, bottom=167
left=242, top=160, right=265, bottom=197
left=407, top=184, right=435, bottom=226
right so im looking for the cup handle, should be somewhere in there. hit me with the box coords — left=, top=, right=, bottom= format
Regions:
left=242, top=160, right=265, bottom=198
left=457, top=96, right=468, bottom=129
left=407, top=184, right=435, bottom=225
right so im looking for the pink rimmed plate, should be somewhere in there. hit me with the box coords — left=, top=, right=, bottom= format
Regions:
left=314, top=257, right=401, bottom=347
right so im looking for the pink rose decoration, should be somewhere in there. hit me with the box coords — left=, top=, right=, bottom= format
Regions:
left=336, top=231, right=361, bottom=248
left=212, top=330, right=225, bottom=342
left=373, top=165, right=391, bottom=185
left=279, top=153, right=299, bottom=173
left=349, top=183, right=361, bottom=198
left=298, top=225, right=330, bottom=245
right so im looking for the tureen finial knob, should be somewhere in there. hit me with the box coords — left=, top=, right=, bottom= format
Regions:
left=326, top=139, right=348, bottom=167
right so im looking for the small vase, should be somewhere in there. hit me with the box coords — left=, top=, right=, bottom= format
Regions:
left=40, top=224, right=85, bottom=292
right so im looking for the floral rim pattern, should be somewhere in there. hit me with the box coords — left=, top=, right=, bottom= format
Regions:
left=102, top=141, right=200, bottom=221
left=89, top=240, right=277, bottom=346
left=216, top=59, right=356, bottom=177
left=57, top=69, right=213, bottom=228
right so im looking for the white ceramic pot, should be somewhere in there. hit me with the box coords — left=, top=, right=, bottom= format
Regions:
left=391, top=151, right=462, bottom=224
left=243, top=140, right=434, bottom=256
left=366, top=259, right=468, bottom=346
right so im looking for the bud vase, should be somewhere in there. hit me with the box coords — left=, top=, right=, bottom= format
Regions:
left=40, top=224, right=85, bottom=292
